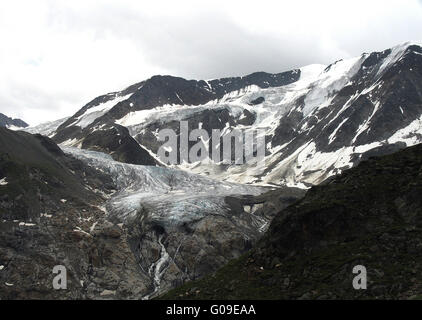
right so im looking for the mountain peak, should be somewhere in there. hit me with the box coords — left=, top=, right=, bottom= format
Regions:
left=0, top=112, right=28, bottom=129
left=28, top=41, right=422, bottom=188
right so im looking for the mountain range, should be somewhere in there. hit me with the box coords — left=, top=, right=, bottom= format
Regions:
left=1, top=41, right=422, bottom=299
left=26, top=41, right=422, bottom=189
left=0, top=113, right=28, bottom=130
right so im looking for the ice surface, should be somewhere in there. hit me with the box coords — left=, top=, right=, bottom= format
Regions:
left=71, top=93, right=133, bottom=129
left=62, top=147, right=267, bottom=226
left=23, top=117, right=69, bottom=137
left=0, top=177, right=8, bottom=186
left=261, top=140, right=387, bottom=187
left=388, top=115, right=422, bottom=146
left=5, top=125, right=24, bottom=131
left=376, top=42, right=415, bottom=77
left=302, top=56, right=363, bottom=117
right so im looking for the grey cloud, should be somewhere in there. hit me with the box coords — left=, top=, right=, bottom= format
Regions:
left=0, top=84, right=83, bottom=124
left=125, top=15, right=332, bottom=79
left=1, top=1, right=422, bottom=125
left=47, top=3, right=422, bottom=82
left=47, top=6, right=340, bottom=79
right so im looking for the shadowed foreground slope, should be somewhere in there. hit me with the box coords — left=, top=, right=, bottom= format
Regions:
left=161, top=143, right=422, bottom=300
left=0, top=128, right=150, bottom=299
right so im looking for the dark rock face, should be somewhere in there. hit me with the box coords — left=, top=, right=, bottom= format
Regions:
left=80, top=125, right=157, bottom=166
left=119, top=70, right=300, bottom=115
left=56, top=69, right=300, bottom=129
left=130, top=107, right=257, bottom=163
left=0, top=113, right=28, bottom=129
left=249, top=97, right=265, bottom=105
left=161, top=143, right=422, bottom=300
left=54, top=123, right=157, bottom=166
left=0, top=128, right=149, bottom=299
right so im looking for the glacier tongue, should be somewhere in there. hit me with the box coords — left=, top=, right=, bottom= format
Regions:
left=62, top=145, right=274, bottom=299
left=62, top=146, right=267, bottom=225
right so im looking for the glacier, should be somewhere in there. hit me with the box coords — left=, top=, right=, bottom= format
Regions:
left=62, top=146, right=268, bottom=226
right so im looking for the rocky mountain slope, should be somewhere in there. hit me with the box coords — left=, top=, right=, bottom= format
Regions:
left=0, top=128, right=303, bottom=299
left=28, top=41, right=422, bottom=188
left=4, top=41, right=422, bottom=300
left=59, top=146, right=303, bottom=298
left=0, top=113, right=28, bottom=130
left=161, top=143, right=422, bottom=300
left=0, top=127, right=151, bottom=299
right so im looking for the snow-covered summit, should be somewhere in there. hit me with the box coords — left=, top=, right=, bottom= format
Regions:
left=28, top=42, right=422, bottom=189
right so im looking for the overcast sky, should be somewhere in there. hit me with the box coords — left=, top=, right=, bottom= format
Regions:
left=1, top=0, right=422, bottom=126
